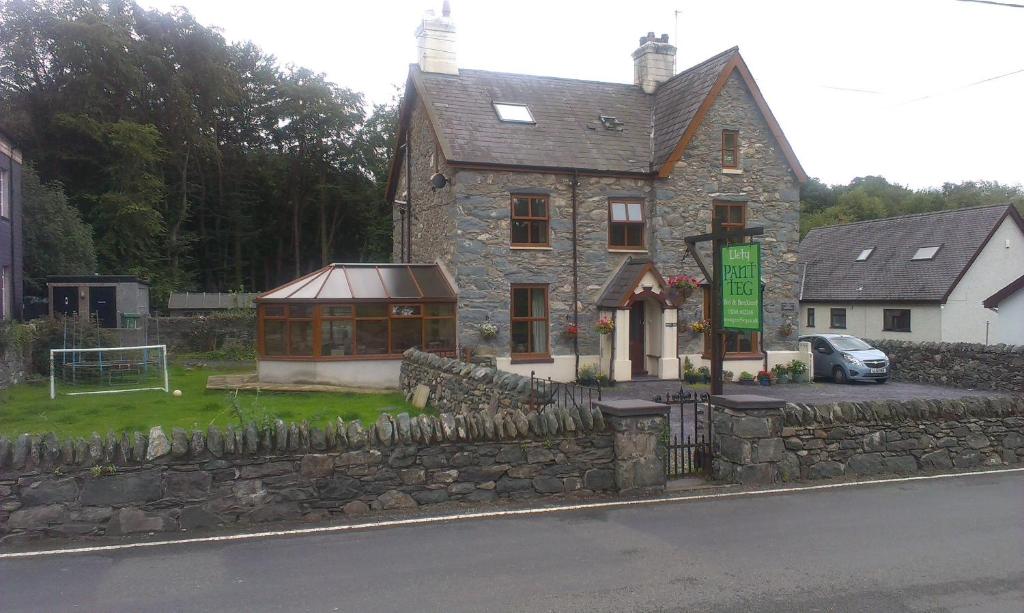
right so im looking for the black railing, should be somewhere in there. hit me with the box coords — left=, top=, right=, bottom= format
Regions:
left=529, top=371, right=602, bottom=412
left=654, top=387, right=712, bottom=478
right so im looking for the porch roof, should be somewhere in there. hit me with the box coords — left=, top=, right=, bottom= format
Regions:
left=597, top=257, right=669, bottom=308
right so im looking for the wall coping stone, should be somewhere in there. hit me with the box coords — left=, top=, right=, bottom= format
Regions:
left=594, top=400, right=670, bottom=417
left=711, top=394, right=786, bottom=410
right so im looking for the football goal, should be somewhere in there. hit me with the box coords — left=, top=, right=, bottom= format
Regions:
left=49, top=344, right=169, bottom=399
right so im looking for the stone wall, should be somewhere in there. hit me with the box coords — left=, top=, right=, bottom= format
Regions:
left=0, top=406, right=617, bottom=542
left=713, top=396, right=1024, bottom=485
left=148, top=314, right=256, bottom=355
left=400, top=348, right=538, bottom=414
left=0, top=345, right=26, bottom=390
left=869, top=339, right=1024, bottom=396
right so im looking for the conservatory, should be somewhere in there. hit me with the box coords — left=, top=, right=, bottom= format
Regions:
left=255, top=263, right=457, bottom=388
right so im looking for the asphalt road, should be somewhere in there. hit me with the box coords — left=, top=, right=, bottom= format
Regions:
left=2, top=471, right=1022, bottom=612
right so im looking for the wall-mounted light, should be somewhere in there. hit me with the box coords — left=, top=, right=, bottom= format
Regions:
left=430, top=172, right=449, bottom=190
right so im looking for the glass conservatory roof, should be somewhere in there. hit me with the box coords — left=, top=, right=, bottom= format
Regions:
left=256, top=264, right=456, bottom=302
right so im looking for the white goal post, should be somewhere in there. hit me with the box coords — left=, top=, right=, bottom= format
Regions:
left=49, top=344, right=169, bottom=399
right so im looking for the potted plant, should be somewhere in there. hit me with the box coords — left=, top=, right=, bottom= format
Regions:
left=479, top=322, right=498, bottom=340
left=577, top=363, right=599, bottom=386
left=666, top=274, right=700, bottom=304
left=722, top=370, right=734, bottom=383
left=738, top=371, right=755, bottom=385
left=757, top=369, right=772, bottom=386
left=682, top=357, right=698, bottom=384
left=697, top=365, right=711, bottom=384
left=771, top=363, right=790, bottom=384
left=788, top=359, right=809, bottom=383
left=596, top=317, right=615, bottom=335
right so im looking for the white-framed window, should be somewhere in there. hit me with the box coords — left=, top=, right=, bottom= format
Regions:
left=0, top=169, right=9, bottom=219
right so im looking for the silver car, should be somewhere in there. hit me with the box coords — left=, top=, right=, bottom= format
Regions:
left=798, top=334, right=891, bottom=384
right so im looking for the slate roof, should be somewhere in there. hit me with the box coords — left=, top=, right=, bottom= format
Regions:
left=799, top=205, right=1022, bottom=303
left=168, top=292, right=258, bottom=310
left=597, top=257, right=666, bottom=308
left=409, top=47, right=743, bottom=174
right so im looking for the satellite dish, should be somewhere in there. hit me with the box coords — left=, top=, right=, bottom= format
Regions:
left=430, top=172, right=448, bottom=190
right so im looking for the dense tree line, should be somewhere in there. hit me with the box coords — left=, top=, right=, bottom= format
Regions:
left=0, top=0, right=397, bottom=306
left=801, top=176, right=1023, bottom=237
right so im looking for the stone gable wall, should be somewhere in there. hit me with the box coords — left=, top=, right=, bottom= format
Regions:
left=0, top=406, right=615, bottom=542
left=392, top=96, right=456, bottom=267
left=868, top=339, right=1024, bottom=396
left=713, top=397, right=1024, bottom=485
left=661, top=73, right=802, bottom=354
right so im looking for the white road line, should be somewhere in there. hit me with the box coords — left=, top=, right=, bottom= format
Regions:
left=2, top=467, right=1021, bottom=560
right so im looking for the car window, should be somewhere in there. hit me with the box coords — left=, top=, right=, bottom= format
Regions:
left=831, top=336, right=872, bottom=351
left=813, top=338, right=831, bottom=353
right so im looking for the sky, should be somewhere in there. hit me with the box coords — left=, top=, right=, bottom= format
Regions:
left=139, top=0, right=1024, bottom=190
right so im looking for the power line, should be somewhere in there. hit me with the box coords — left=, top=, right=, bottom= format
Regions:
left=956, top=0, right=1024, bottom=8
left=897, top=66, right=1024, bottom=105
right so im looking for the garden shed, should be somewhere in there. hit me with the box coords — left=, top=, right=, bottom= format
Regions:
left=48, top=275, right=150, bottom=328
left=255, top=263, right=458, bottom=388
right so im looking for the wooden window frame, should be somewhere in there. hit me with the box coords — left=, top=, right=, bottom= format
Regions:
left=0, top=169, right=8, bottom=219
left=510, top=194, right=550, bottom=247
left=713, top=201, right=746, bottom=235
left=607, top=199, right=646, bottom=250
left=830, top=308, right=847, bottom=330
left=721, top=130, right=739, bottom=169
left=882, top=308, right=911, bottom=333
left=806, top=307, right=815, bottom=328
left=700, top=287, right=763, bottom=360
left=510, top=284, right=550, bottom=362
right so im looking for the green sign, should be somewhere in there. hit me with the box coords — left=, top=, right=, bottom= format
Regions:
left=720, top=243, right=762, bottom=331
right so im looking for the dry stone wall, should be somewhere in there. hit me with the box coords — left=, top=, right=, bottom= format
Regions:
left=0, top=405, right=615, bottom=543
left=713, top=396, right=1024, bottom=485
left=400, top=348, right=537, bottom=414
left=868, top=339, right=1024, bottom=396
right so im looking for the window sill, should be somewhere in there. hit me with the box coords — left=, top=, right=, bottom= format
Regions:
left=608, top=248, right=648, bottom=253
left=721, top=168, right=743, bottom=175
left=700, top=352, right=766, bottom=361
left=511, top=356, right=554, bottom=364
left=510, top=245, right=553, bottom=251
left=882, top=330, right=912, bottom=333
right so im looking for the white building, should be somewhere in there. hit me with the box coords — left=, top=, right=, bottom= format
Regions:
left=799, top=205, right=1024, bottom=344
left=984, top=274, right=1024, bottom=345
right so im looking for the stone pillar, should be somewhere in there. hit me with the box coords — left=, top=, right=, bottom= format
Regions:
left=658, top=308, right=680, bottom=379
left=710, top=394, right=787, bottom=485
left=613, top=308, right=632, bottom=382
left=596, top=400, right=670, bottom=494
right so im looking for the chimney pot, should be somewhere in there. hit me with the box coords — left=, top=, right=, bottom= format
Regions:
left=416, top=2, right=457, bottom=74
left=632, top=31, right=677, bottom=94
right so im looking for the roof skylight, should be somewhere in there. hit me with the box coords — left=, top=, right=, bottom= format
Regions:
left=493, top=102, right=534, bottom=123
left=856, top=248, right=874, bottom=262
left=912, top=246, right=941, bottom=261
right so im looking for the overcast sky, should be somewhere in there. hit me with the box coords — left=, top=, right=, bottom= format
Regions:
left=140, top=0, right=1023, bottom=189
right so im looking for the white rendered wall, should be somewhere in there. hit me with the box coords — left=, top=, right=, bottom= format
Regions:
left=495, top=355, right=600, bottom=383
left=993, top=290, right=1024, bottom=345
left=799, top=303, right=942, bottom=342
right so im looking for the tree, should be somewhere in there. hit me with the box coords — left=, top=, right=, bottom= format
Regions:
left=20, top=165, right=97, bottom=293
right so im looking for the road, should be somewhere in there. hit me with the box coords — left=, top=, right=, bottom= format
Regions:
left=2, top=471, right=1022, bottom=612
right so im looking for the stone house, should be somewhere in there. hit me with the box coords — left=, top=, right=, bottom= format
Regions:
left=799, top=204, right=1024, bottom=345
left=385, top=4, right=808, bottom=383
left=0, top=129, right=23, bottom=321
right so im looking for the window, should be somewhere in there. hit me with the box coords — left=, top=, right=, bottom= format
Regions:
left=321, top=305, right=354, bottom=356
left=608, top=200, right=645, bottom=249
left=830, top=308, right=847, bottom=329
left=856, top=248, right=874, bottom=261
left=912, top=246, right=941, bottom=261
left=701, top=288, right=761, bottom=358
left=713, top=201, right=746, bottom=239
left=510, top=285, right=549, bottom=358
left=721, top=130, right=739, bottom=169
left=510, top=195, right=549, bottom=246
left=883, top=309, right=911, bottom=332
left=806, top=307, right=815, bottom=328
left=0, top=169, right=8, bottom=218
left=493, top=103, right=534, bottom=123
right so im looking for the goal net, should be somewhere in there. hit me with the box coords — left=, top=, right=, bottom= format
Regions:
left=49, top=344, right=169, bottom=399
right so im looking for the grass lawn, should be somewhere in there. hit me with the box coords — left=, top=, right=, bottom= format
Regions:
left=0, top=364, right=415, bottom=438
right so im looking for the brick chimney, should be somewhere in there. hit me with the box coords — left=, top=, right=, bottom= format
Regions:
left=416, top=1, right=457, bottom=75
left=632, top=32, right=676, bottom=94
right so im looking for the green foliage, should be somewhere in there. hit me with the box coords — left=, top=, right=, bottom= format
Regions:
left=738, top=371, right=755, bottom=382
left=20, top=166, right=97, bottom=294
left=576, top=363, right=599, bottom=386
left=0, top=0, right=398, bottom=300
left=787, top=359, right=808, bottom=375
left=801, top=176, right=1024, bottom=237
left=25, top=315, right=117, bottom=376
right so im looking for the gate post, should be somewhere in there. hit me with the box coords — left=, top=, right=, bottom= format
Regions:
left=595, top=400, right=670, bottom=495
left=709, top=394, right=788, bottom=485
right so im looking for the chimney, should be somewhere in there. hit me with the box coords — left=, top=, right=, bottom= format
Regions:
left=632, top=32, right=676, bottom=94
left=416, top=1, right=457, bottom=75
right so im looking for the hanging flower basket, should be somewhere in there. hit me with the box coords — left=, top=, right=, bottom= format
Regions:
left=563, top=324, right=579, bottom=338
left=690, top=319, right=710, bottom=334
left=479, top=322, right=498, bottom=340
left=666, top=275, right=700, bottom=305
left=595, top=317, right=615, bottom=335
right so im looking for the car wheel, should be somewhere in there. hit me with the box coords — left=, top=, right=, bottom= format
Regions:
left=832, top=366, right=848, bottom=384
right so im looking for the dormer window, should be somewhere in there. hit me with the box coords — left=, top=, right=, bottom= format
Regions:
left=856, top=248, right=874, bottom=261
left=722, top=130, right=739, bottom=169
left=912, top=246, right=941, bottom=261
left=493, top=103, right=534, bottom=123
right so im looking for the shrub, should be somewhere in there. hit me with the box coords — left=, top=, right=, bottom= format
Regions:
left=577, top=363, right=599, bottom=386
left=739, top=371, right=754, bottom=381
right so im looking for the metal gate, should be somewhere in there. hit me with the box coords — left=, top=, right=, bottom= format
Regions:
left=653, top=387, right=712, bottom=478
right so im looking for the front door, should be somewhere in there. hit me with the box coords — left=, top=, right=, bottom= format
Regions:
left=53, top=287, right=79, bottom=318
left=629, top=302, right=646, bottom=375
left=89, top=286, right=117, bottom=328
